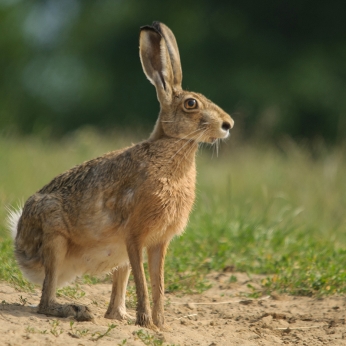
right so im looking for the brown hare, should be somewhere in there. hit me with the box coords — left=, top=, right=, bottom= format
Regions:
left=7, top=21, right=234, bottom=330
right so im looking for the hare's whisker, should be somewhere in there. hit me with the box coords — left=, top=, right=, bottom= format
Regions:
left=173, top=128, right=203, bottom=146
left=172, top=139, right=194, bottom=173
left=173, top=131, right=205, bottom=174
left=222, top=138, right=229, bottom=146
left=174, top=130, right=205, bottom=168
left=184, top=131, right=205, bottom=159
left=171, top=137, right=195, bottom=160
left=171, top=129, right=203, bottom=160
left=200, top=141, right=207, bottom=154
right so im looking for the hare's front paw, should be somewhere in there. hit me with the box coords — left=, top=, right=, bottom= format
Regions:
left=136, top=312, right=158, bottom=331
left=104, top=307, right=134, bottom=321
left=155, top=323, right=171, bottom=332
left=38, top=303, right=94, bottom=321
left=153, top=311, right=171, bottom=331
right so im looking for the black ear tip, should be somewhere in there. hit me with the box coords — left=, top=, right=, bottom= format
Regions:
left=152, top=21, right=163, bottom=34
left=140, top=21, right=163, bottom=35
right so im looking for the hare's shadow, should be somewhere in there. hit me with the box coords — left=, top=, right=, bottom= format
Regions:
left=1, top=302, right=37, bottom=317
left=0, top=302, right=51, bottom=321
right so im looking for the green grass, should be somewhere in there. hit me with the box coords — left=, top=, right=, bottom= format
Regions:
left=0, top=129, right=345, bottom=296
left=134, top=329, right=169, bottom=345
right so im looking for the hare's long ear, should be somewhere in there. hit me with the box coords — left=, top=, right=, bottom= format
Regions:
left=152, top=21, right=182, bottom=89
left=140, top=25, right=174, bottom=103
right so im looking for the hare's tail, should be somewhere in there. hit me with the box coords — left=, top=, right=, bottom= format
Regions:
left=6, top=204, right=23, bottom=239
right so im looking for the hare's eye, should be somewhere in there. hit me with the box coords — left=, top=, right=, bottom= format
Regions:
left=184, top=98, right=198, bottom=110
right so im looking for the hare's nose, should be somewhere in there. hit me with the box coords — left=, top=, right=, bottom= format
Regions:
left=221, top=121, right=232, bottom=131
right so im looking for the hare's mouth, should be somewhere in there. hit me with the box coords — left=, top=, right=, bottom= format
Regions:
left=209, top=130, right=230, bottom=143
left=221, top=129, right=230, bottom=139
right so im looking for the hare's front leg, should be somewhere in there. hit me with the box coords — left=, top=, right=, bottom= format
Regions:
left=104, top=263, right=133, bottom=320
left=126, top=241, right=156, bottom=330
left=38, top=235, right=93, bottom=321
left=147, top=242, right=169, bottom=330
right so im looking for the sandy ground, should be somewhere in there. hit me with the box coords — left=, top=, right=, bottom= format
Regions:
left=0, top=272, right=345, bottom=346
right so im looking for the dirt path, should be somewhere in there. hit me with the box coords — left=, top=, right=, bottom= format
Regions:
left=1, top=272, right=345, bottom=345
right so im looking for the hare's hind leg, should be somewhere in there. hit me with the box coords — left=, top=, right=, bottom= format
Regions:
left=104, top=263, right=133, bottom=320
left=147, top=242, right=169, bottom=330
left=38, top=234, right=93, bottom=322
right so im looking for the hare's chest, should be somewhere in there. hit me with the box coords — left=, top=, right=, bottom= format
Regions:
left=162, top=177, right=195, bottom=213
left=143, top=175, right=196, bottom=242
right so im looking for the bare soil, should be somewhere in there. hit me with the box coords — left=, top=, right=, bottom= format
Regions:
left=1, top=272, right=345, bottom=345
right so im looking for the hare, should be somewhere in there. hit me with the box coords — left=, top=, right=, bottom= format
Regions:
left=7, top=21, right=234, bottom=330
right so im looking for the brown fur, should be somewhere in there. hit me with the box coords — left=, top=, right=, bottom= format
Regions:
left=12, top=22, right=234, bottom=330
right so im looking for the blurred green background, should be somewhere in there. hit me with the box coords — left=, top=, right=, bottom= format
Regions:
left=1, top=0, right=346, bottom=143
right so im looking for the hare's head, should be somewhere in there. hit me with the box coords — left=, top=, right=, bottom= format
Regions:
left=140, top=22, right=234, bottom=143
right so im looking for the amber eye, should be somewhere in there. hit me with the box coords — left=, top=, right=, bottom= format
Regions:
left=184, top=98, right=198, bottom=110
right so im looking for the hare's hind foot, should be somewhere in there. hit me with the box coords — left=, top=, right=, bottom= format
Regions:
left=38, top=303, right=94, bottom=322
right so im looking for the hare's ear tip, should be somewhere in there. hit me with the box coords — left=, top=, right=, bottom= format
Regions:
left=140, top=21, right=164, bottom=34
left=152, top=21, right=163, bottom=30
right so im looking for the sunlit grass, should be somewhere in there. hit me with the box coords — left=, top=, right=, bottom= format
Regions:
left=0, top=129, right=345, bottom=296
